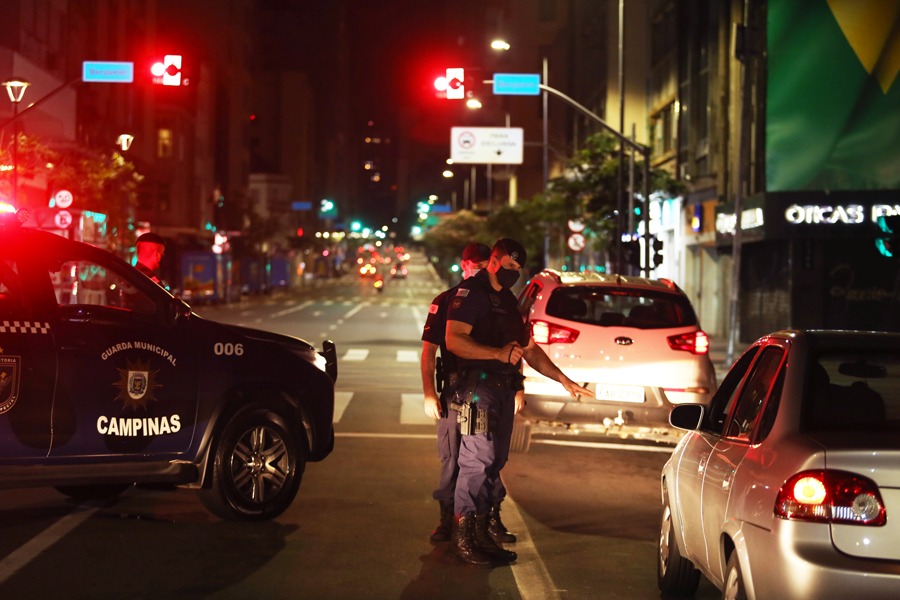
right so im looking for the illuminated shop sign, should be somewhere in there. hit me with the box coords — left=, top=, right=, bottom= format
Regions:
left=716, top=208, right=764, bottom=234
left=784, top=204, right=900, bottom=225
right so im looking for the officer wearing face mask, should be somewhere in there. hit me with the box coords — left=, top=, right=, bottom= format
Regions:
left=444, top=239, right=594, bottom=566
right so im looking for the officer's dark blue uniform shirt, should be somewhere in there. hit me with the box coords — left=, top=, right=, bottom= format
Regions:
left=422, top=286, right=460, bottom=375
left=446, top=269, right=528, bottom=374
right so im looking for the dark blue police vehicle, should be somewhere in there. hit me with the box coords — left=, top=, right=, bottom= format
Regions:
left=0, top=214, right=337, bottom=520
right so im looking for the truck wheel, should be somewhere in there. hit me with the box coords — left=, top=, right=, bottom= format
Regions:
left=658, top=500, right=700, bottom=596
left=56, top=484, right=133, bottom=501
left=510, top=415, right=532, bottom=453
left=199, top=407, right=304, bottom=521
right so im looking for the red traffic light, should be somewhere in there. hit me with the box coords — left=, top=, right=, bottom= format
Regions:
left=434, top=68, right=464, bottom=99
left=150, top=55, right=186, bottom=86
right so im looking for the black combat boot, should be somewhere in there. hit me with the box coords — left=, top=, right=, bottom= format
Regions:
left=449, top=514, right=494, bottom=566
left=489, top=502, right=517, bottom=544
left=475, top=512, right=517, bottom=564
left=430, top=501, right=453, bottom=542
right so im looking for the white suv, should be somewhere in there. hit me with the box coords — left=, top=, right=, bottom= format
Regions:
left=513, top=270, right=716, bottom=450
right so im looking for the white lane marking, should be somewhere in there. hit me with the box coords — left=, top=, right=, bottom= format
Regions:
left=270, top=300, right=313, bottom=319
left=396, top=350, right=419, bottom=363
left=342, top=303, right=367, bottom=320
left=535, top=439, right=675, bottom=453
left=343, top=349, right=369, bottom=361
left=333, top=391, right=353, bottom=423
left=410, top=305, right=426, bottom=328
left=400, top=393, right=435, bottom=425
left=503, top=495, right=561, bottom=600
left=0, top=504, right=100, bottom=584
left=335, top=432, right=435, bottom=439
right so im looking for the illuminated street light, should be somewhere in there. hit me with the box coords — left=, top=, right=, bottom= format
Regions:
left=491, top=39, right=511, bottom=51
left=3, top=77, right=30, bottom=205
left=117, top=133, right=134, bottom=151
left=442, top=170, right=454, bottom=178
left=466, top=97, right=482, bottom=110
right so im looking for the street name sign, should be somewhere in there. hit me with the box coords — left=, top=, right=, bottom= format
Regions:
left=450, top=127, right=524, bottom=165
left=82, top=61, right=134, bottom=83
left=493, top=73, right=541, bottom=95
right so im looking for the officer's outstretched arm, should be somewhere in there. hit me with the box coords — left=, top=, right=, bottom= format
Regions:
left=523, top=339, right=595, bottom=400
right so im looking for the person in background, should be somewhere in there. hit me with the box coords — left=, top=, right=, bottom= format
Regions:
left=135, top=232, right=166, bottom=286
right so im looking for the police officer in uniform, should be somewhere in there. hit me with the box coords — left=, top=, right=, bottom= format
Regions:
left=445, top=239, right=594, bottom=565
left=421, top=243, right=521, bottom=544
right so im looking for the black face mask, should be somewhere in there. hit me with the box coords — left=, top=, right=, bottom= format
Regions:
left=496, top=266, right=520, bottom=289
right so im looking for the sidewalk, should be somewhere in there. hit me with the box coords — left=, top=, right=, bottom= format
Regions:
left=709, top=335, right=745, bottom=381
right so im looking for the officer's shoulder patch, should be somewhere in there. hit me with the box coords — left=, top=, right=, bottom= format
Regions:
left=451, top=297, right=463, bottom=309
left=455, top=288, right=470, bottom=297
left=428, top=303, right=439, bottom=314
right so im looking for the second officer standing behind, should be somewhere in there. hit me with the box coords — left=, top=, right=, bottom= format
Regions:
left=445, top=238, right=594, bottom=566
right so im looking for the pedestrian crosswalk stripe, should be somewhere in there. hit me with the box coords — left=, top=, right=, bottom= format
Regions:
left=343, top=348, right=369, bottom=361
left=400, top=393, right=435, bottom=425
left=396, top=350, right=419, bottom=363
left=334, top=391, right=353, bottom=422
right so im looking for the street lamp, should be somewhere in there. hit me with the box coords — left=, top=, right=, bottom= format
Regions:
left=3, top=77, right=30, bottom=204
left=117, top=133, right=134, bottom=152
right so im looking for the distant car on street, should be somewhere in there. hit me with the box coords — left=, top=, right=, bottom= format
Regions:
left=513, top=270, right=715, bottom=450
left=660, top=329, right=900, bottom=599
left=0, top=217, right=337, bottom=521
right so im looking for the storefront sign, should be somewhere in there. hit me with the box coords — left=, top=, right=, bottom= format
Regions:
left=784, top=204, right=900, bottom=225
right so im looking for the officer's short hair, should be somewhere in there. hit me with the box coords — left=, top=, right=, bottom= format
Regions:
left=136, top=232, right=166, bottom=246
left=461, top=243, right=491, bottom=263
left=493, top=238, right=527, bottom=267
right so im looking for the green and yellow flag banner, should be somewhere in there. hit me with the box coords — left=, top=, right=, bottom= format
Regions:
left=767, top=0, right=900, bottom=191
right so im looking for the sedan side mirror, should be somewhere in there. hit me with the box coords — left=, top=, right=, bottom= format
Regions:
left=168, top=297, right=192, bottom=324
left=669, top=404, right=704, bottom=431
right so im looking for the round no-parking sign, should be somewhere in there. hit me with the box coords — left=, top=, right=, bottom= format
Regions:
left=568, top=233, right=586, bottom=252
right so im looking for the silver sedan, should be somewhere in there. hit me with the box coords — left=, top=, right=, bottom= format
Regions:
left=659, top=329, right=900, bottom=600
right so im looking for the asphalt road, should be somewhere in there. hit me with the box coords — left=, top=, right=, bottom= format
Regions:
left=0, top=252, right=721, bottom=599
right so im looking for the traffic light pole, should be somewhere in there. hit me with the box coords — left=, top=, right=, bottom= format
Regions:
left=535, top=83, right=652, bottom=276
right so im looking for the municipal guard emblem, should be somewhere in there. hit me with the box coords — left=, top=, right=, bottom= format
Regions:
left=0, top=355, right=21, bottom=415
left=114, top=358, right=161, bottom=411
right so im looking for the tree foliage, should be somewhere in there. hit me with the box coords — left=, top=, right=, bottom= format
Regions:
left=1, top=133, right=142, bottom=252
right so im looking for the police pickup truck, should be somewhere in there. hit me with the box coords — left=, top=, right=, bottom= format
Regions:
left=0, top=215, right=337, bottom=521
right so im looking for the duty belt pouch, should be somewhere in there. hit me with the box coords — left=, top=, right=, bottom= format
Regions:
left=450, top=370, right=492, bottom=435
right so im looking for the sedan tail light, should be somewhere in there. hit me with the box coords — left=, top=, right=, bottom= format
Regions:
left=775, top=470, right=886, bottom=526
left=531, top=320, right=579, bottom=344
left=667, top=331, right=709, bottom=355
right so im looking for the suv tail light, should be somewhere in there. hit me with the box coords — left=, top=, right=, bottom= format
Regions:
left=531, top=320, right=579, bottom=344
left=667, top=331, right=709, bottom=355
left=775, top=470, right=886, bottom=526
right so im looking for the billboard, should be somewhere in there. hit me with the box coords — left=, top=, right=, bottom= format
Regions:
left=766, top=0, right=900, bottom=191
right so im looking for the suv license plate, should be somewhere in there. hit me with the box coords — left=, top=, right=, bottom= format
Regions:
left=593, top=384, right=645, bottom=403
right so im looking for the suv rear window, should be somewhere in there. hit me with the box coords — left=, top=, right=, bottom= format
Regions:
left=545, top=287, right=698, bottom=329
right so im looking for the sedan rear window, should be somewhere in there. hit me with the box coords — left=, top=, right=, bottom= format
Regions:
left=545, top=287, right=698, bottom=329
left=804, top=351, right=900, bottom=432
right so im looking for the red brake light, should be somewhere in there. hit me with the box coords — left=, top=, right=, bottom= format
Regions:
left=667, top=331, right=709, bottom=355
left=531, top=320, right=579, bottom=344
left=775, top=470, right=886, bottom=526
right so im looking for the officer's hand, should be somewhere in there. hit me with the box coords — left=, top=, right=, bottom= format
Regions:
left=424, top=395, right=442, bottom=419
left=514, top=390, right=526, bottom=414
left=561, top=377, right=594, bottom=400
left=499, top=342, right=524, bottom=365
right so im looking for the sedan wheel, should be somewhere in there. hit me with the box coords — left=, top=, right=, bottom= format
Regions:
left=200, top=407, right=304, bottom=521
left=657, top=501, right=700, bottom=596
left=723, top=552, right=747, bottom=600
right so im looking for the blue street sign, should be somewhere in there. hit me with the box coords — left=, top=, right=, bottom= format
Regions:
left=493, top=73, right=541, bottom=96
left=82, top=61, right=134, bottom=83
left=431, top=204, right=452, bottom=214
left=291, top=201, right=313, bottom=211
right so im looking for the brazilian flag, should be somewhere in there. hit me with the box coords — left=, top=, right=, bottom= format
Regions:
left=767, top=0, right=900, bottom=191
